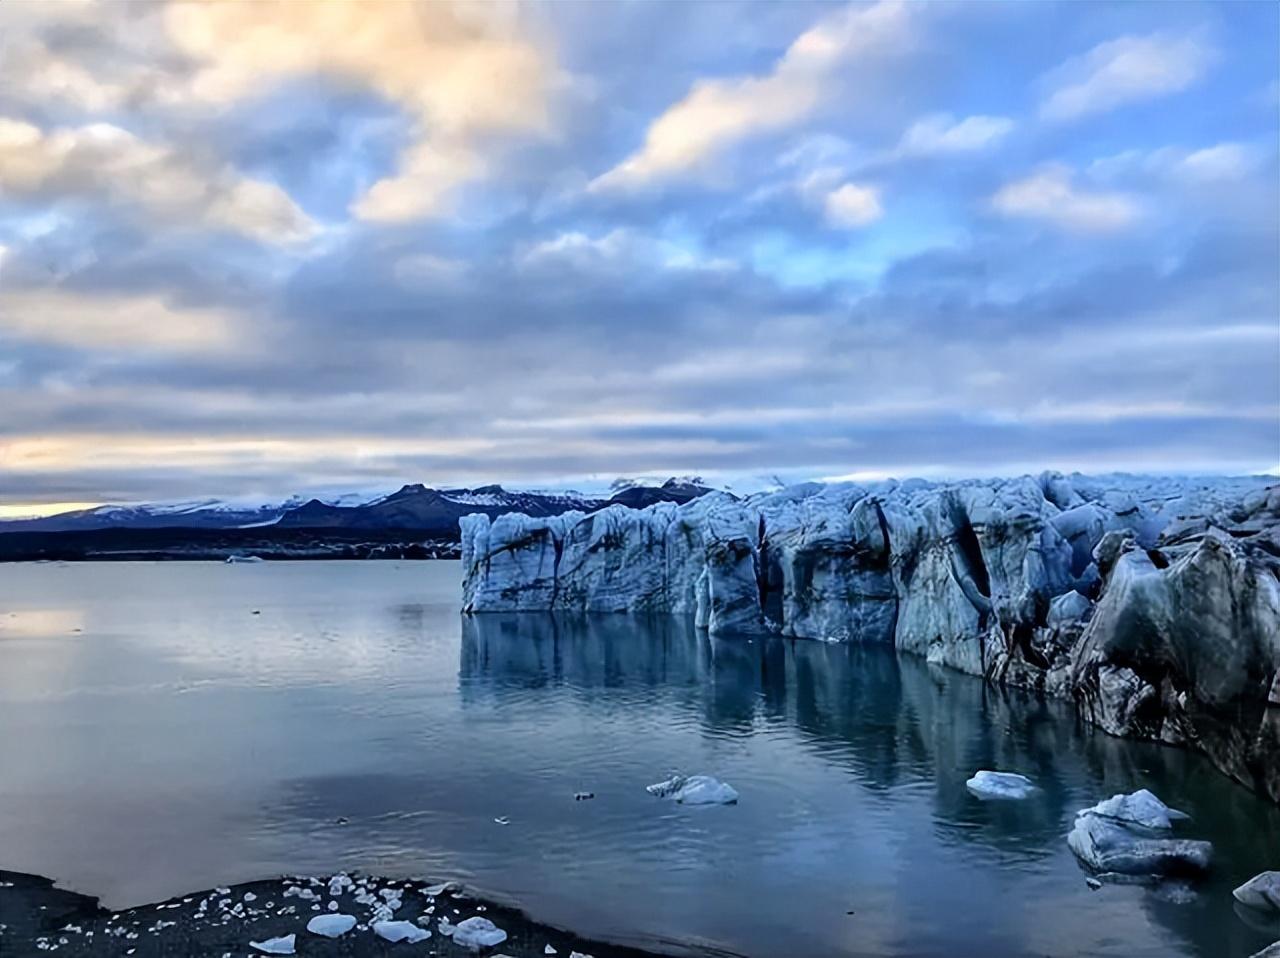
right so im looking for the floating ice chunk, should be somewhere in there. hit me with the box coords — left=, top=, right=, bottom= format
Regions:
left=249, top=934, right=295, bottom=955
left=1078, top=789, right=1190, bottom=831
left=306, top=914, right=356, bottom=938
left=648, top=774, right=738, bottom=805
left=545, top=946, right=558, bottom=955
left=493, top=816, right=511, bottom=825
left=645, top=775, right=684, bottom=799
left=226, top=555, right=264, bottom=564
left=1067, top=811, right=1211, bottom=876
left=1235, top=872, right=1280, bottom=912
left=452, top=916, right=508, bottom=949
left=373, top=920, right=431, bottom=943
left=966, top=771, right=1038, bottom=800
left=327, top=874, right=353, bottom=897
left=675, top=776, right=738, bottom=805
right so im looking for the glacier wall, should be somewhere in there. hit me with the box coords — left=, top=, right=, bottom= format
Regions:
left=460, top=473, right=1280, bottom=801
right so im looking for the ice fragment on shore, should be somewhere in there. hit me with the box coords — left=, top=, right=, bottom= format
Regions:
left=306, top=913, right=356, bottom=937
left=453, top=916, right=508, bottom=949
left=249, top=934, right=295, bottom=955
left=373, top=920, right=431, bottom=943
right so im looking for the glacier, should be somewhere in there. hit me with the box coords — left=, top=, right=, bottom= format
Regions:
left=461, top=472, right=1280, bottom=802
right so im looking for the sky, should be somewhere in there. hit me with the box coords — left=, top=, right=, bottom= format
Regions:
left=0, top=0, right=1277, bottom=513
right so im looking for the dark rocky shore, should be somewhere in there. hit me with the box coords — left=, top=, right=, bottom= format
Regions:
left=0, top=870, right=698, bottom=958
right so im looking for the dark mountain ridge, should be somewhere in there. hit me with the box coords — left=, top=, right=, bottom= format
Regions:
left=0, top=479, right=717, bottom=560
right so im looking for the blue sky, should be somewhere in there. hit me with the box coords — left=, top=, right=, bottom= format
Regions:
left=0, top=0, right=1276, bottom=511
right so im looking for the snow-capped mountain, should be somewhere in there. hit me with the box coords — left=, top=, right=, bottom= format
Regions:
left=0, top=479, right=716, bottom=536
left=0, top=491, right=388, bottom=533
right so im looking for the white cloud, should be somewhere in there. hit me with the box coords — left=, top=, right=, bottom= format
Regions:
left=0, top=117, right=316, bottom=245
left=894, top=113, right=1014, bottom=156
left=794, top=167, right=883, bottom=230
left=991, top=165, right=1139, bottom=232
left=823, top=183, right=883, bottom=229
left=0, top=289, right=246, bottom=355
left=1089, top=141, right=1266, bottom=183
left=1177, top=143, right=1266, bottom=181
left=1040, top=31, right=1215, bottom=122
left=518, top=229, right=736, bottom=274
left=164, top=1, right=556, bottom=222
left=0, top=2, right=558, bottom=224
left=590, top=1, right=915, bottom=192
left=0, top=3, right=173, bottom=113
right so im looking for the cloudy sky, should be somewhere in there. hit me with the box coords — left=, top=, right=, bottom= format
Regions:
left=1, top=0, right=1277, bottom=513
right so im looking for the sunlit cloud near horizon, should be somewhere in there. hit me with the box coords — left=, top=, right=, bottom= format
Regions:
left=0, top=0, right=1277, bottom=512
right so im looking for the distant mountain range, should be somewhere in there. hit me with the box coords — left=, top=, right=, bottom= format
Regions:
left=0, top=478, right=715, bottom=560
left=0, top=492, right=370, bottom=534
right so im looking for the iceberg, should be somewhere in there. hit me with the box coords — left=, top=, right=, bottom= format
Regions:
left=462, top=473, right=1280, bottom=803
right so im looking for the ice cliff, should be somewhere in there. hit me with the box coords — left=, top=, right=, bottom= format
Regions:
left=460, top=473, right=1280, bottom=801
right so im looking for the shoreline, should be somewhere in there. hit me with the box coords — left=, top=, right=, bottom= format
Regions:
left=0, top=868, right=709, bottom=958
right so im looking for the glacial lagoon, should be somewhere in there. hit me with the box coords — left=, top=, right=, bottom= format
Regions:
left=0, top=561, right=1277, bottom=958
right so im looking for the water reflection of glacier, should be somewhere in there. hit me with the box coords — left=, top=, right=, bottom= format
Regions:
left=461, top=611, right=1280, bottom=958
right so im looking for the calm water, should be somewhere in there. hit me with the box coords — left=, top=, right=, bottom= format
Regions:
left=0, top=561, right=1277, bottom=958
